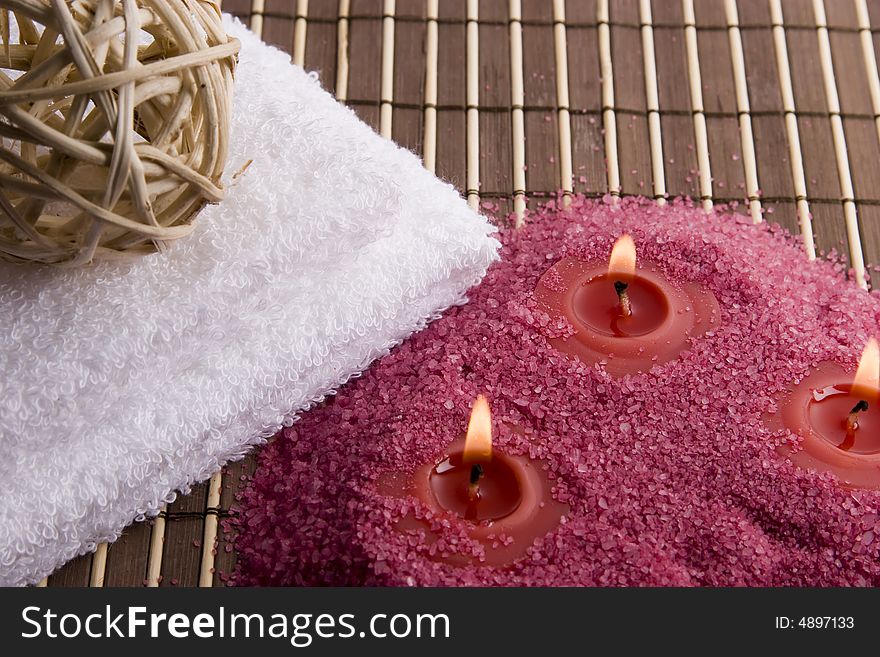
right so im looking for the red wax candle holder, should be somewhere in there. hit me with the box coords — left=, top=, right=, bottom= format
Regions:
left=378, top=432, right=568, bottom=567
left=773, top=362, right=880, bottom=490
left=535, top=257, right=720, bottom=375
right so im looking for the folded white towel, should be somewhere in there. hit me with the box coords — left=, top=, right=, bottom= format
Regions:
left=0, top=17, right=499, bottom=586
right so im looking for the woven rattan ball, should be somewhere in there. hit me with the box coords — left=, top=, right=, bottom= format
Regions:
left=0, top=0, right=239, bottom=265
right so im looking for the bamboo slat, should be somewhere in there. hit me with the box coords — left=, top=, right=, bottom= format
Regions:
left=724, top=0, right=762, bottom=223
left=379, top=0, right=395, bottom=139
left=199, top=473, right=223, bottom=586
left=145, top=509, right=165, bottom=587
left=509, top=0, right=526, bottom=224
left=639, top=0, right=665, bottom=205
left=423, top=0, right=438, bottom=173
left=683, top=0, right=713, bottom=211
left=293, top=0, right=308, bottom=67
left=466, top=0, right=479, bottom=210
left=552, top=0, right=572, bottom=204
left=598, top=0, right=620, bottom=200
left=250, top=0, right=264, bottom=39
left=812, top=0, right=867, bottom=289
left=769, top=0, right=816, bottom=259
left=88, top=542, right=107, bottom=587
left=335, top=0, right=350, bottom=102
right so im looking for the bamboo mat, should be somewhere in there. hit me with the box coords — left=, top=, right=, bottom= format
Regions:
left=42, top=0, right=880, bottom=587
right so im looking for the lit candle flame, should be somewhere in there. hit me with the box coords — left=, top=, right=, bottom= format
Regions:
left=852, top=338, right=880, bottom=402
left=608, top=234, right=636, bottom=279
left=463, top=394, right=492, bottom=464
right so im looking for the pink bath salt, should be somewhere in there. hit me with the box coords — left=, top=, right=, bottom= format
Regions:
left=539, top=266, right=565, bottom=293
left=228, top=196, right=880, bottom=587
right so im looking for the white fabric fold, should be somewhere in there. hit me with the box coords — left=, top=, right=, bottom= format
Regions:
left=0, top=17, right=499, bottom=586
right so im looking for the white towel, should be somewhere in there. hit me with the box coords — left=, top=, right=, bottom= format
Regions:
left=0, top=17, right=499, bottom=586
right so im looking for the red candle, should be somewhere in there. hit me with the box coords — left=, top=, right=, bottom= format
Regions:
left=378, top=395, right=568, bottom=567
left=430, top=452, right=522, bottom=522
left=772, top=339, right=880, bottom=489
left=535, top=234, right=720, bottom=375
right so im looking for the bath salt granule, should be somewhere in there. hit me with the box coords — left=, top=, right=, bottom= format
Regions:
left=228, top=196, right=880, bottom=586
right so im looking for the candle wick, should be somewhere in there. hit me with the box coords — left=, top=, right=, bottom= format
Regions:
left=468, top=463, right=484, bottom=501
left=842, top=399, right=869, bottom=449
left=614, top=280, right=632, bottom=318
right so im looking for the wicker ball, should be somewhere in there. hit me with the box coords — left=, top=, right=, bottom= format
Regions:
left=0, top=0, right=239, bottom=265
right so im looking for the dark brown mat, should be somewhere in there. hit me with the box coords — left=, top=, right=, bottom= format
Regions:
left=44, top=0, right=880, bottom=587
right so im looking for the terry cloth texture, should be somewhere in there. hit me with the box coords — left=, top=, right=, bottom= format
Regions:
left=0, top=16, right=499, bottom=586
